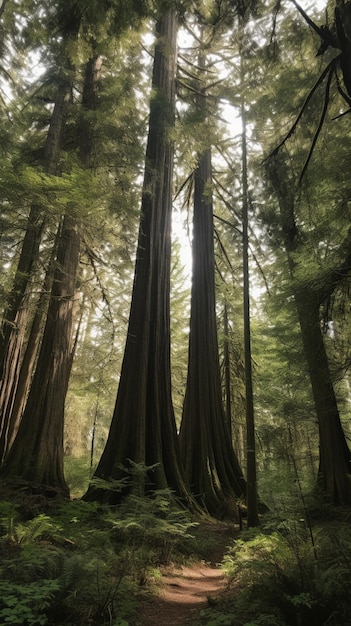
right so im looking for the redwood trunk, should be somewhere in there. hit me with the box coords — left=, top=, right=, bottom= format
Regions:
left=0, top=81, right=71, bottom=460
left=294, top=290, right=351, bottom=502
left=267, top=156, right=351, bottom=504
left=0, top=216, right=80, bottom=493
left=179, top=146, right=246, bottom=516
left=85, top=9, right=191, bottom=505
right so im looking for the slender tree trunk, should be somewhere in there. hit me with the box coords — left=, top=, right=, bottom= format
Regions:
left=267, top=156, right=351, bottom=504
left=85, top=9, right=192, bottom=506
left=241, top=75, right=259, bottom=527
left=223, top=302, right=232, bottom=437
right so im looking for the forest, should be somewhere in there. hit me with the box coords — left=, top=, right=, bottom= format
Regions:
left=0, top=0, right=351, bottom=624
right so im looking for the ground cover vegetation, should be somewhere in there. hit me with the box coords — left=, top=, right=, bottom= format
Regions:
left=1, top=0, right=351, bottom=623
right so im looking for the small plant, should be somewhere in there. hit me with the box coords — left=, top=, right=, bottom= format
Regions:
left=107, top=487, right=198, bottom=577
left=0, top=578, right=61, bottom=625
left=6, top=514, right=60, bottom=546
left=218, top=514, right=351, bottom=626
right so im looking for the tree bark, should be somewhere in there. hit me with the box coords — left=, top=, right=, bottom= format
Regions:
left=241, top=84, right=259, bottom=527
left=0, top=242, right=57, bottom=461
left=179, top=143, right=246, bottom=517
left=0, top=80, right=72, bottom=461
left=0, top=215, right=80, bottom=493
left=267, top=155, right=351, bottom=504
left=84, top=9, right=192, bottom=506
left=223, top=302, right=232, bottom=437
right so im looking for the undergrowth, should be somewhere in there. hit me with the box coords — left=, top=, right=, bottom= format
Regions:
left=0, top=485, right=197, bottom=626
left=193, top=504, right=351, bottom=626
left=2, top=476, right=351, bottom=626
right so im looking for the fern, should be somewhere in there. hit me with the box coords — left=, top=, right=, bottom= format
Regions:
left=6, top=514, right=61, bottom=546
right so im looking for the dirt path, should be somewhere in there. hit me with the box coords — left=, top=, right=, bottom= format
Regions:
left=138, top=521, right=238, bottom=626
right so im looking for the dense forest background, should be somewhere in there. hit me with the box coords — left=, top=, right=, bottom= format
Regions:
left=1, top=0, right=351, bottom=624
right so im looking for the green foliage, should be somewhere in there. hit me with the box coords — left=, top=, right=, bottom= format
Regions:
left=0, top=488, right=199, bottom=625
left=5, top=514, right=61, bottom=546
left=64, top=455, right=93, bottom=497
left=0, top=578, right=60, bottom=625
left=218, top=515, right=351, bottom=626
left=107, top=488, right=198, bottom=581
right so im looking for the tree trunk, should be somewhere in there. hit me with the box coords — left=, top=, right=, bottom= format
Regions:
left=0, top=80, right=71, bottom=459
left=0, top=48, right=102, bottom=491
left=267, top=155, right=351, bottom=504
left=294, top=289, right=351, bottom=503
left=0, top=244, right=57, bottom=460
left=179, top=143, right=246, bottom=517
left=0, top=215, right=80, bottom=493
left=223, top=302, right=232, bottom=437
left=241, top=86, right=259, bottom=527
left=84, top=9, right=192, bottom=506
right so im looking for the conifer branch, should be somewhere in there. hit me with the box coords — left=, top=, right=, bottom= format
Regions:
left=289, top=0, right=339, bottom=50
left=264, top=56, right=339, bottom=162
left=299, top=62, right=334, bottom=183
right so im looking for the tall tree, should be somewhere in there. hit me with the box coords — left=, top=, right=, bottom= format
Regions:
left=0, top=0, right=80, bottom=461
left=0, top=214, right=80, bottom=493
left=266, top=154, right=351, bottom=504
left=85, top=7, right=192, bottom=505
left=240, top=47, right=259, bottom=526
left=179, top=37, right=246, bottom=516
left=0, top=16, right=104, bottom=491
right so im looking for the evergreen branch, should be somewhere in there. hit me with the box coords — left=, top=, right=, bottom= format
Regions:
left=176, top=78, right=208, bottom=97
left=321, top=226, right=351, bottom=300
left=0, top=65, right=15, bottom=87
left=140, top=41, right=154, bottom=59
left=0, top=91, right=12, bottom=123
left=214, top=227, right=235, bottom=275
left=213, top=211, right=241, bottom=236
left=173, top=172, right=193, bottom=205
left=249, top=245, right=271, bottom=296
left=214, top=210, right=271, bottom=295
left=269, top=0, right=282, bottom=48
left=0, top=0, right=9, bottom=19
left=178, top=52, right=217, bottom=74
left=212, top=175, right=242, bottom=224
left=177, top=64, right=201, bottom=82
left=264, top=56, right=339, bottom=161
left=85, top=244, right=115, bottom=331
left=205, top=77, right=227, bottom=92
left=299, top=62, right=334, bottom=183
left=332, top=108, right=351, bottom=120
left=214, top=257, right=226, bottom=286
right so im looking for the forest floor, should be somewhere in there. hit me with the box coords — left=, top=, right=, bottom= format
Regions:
left=138, top=521, right=239, bottom=626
